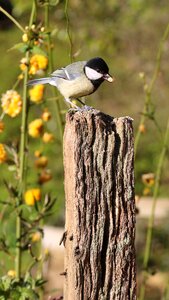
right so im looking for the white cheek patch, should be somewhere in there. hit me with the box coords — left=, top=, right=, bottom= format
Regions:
left=85, top=66, right=103, bottom=80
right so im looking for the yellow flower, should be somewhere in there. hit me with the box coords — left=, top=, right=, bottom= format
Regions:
left=28, top=119, right=43, bottom=138
left=31, top=24, right=36, bottom=30
left=19, top=57, right=28, bottom=71
left=0, top=144, right=7, bottom=163
left=31, top=231, right=41, bottom=243
left=7, top=270, right=16, bottom=277
left=143, top=187, right=151, bottom=196
left=0, top=121, right=5, bottom=133
left=34, top=40, right=39, bottom=46
left=29, top=84, right=44, bottom=103
left=142, top=173, right=155, bottom=187
left=24, top=188, right=41, bottom=206
left=38, top=169, right=52, bottom=184
left=41, top=109, right=51, bottom=122
left=35, top=156, right=48, bottom=168
left=1, top=90, right=22, bottom=117
left=29, top=54, right=48, bottom=75
left=139, top=124, right=146, bottom=133
left=139, top=72, right=145, bottom=79
left=18, top=74, right=24, bottom=80
left=20, top=64, right=27, bottom=71
left=22, top=33, right=28, bottom=43
left=42, top=132, right=54, bottom=143
left=34, top=150, right=42, bottom=158
left=29, top=64, right=39, bottom=75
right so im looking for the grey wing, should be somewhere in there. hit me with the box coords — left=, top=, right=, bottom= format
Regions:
left=50, top=61, right=86, bottom=80
left=51, top=68, right=68, bottom=79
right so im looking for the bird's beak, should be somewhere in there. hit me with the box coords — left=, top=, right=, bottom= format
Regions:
left=103, top=74, right=114, bottom=82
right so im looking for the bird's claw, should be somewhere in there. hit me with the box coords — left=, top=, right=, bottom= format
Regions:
left=68, top=106, right=82, bottom=112
left=69, top=105, right=92, bottom=112
left=83, top=105, right=92, bottom=111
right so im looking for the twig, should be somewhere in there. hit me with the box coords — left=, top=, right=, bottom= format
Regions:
left=45, top=2, right=63, bottom=139
left=15, top=1, right=37, bottom=279
left=0, top=6, right=25, bottom=32
left=134, top=22, right=169, bottom=156
left=64, top=0, right=73, bottom=62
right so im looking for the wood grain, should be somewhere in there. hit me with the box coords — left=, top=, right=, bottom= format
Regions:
left=63, top=109, right=136, bottom=300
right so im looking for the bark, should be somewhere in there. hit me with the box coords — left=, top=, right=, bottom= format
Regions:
left=63, top=109, right=136, bottom=300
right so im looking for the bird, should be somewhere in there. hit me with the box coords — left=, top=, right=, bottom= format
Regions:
left=27, top=57, right=114, bottom=108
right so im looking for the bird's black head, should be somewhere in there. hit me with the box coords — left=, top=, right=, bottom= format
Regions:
left=84, top=57, right=113, bottom=89
left=86, top=57, right=109, bottom=74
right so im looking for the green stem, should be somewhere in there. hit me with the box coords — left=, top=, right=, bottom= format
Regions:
left=15, top=212, right=22, bottom=278
left=37, top=221, right=44, bottom=300
left=15, top=51, right=30, bottom=279
left=45, top=3, right=53, bottom=73
left=19, top=52, right=30, bottom=191
left=45, top=2, right=63, bottom=139
left=139, top=118, right=169, bottom=300
left=29, top=0, right=37, bottom=27
left=15, top=0, right=37, bottom=279
left=134, top=93, right=149, bottom=155
left=12, top=77, right=21, bottom=90
left=149, top=23, right=169, bottom=93
left=65, top=0, right=73, bottom=62
left=134, top=22, right=169, bottom=156
left=0, top=6, right=25, bottom=32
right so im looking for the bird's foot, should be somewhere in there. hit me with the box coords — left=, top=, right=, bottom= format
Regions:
left=68, top=106, right=83, bottom=112
left=83, top=105, right=93, bottom=111
left=68, top=105, right=93, bottom=112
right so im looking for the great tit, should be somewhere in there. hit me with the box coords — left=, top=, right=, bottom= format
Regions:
left=27, top=57, right=114, bottom=108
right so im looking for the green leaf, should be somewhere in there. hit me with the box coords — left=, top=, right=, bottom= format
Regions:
left=44, top=197, right=57, bottom=212
left=10, top=289, right=21, bottom=300
left=19, top=288, right=39, bottom=300
left=28, top=210, right=40, bottom=221
left=7, top=43, right=29, bottom=53
left=18, top=204, right=31, bottom=211
left=51, top=28, right=59, bottom=37
left=35, top=278, right=47, bottom=287
left=0, top=276, right=11, bottom=291
left=3, top=180, right=18, bottom=198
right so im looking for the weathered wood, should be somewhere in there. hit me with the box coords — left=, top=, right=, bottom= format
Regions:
left=63, top=109, right=136, bottom=300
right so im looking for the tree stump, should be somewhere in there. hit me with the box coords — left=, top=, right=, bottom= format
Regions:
left=63, top=109, right=136, bottom=300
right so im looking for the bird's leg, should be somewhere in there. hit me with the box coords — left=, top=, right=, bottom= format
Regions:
left=76, top=98, right=86, bottom=106
left=65, top=98, right=78, bottom=109
left=65, top=98, right=92, bottom=111
left=76, top=98, right=92, bottom=110
left=65, top=98, right=82, bottom=111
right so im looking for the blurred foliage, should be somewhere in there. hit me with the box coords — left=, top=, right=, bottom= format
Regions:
left=0, top=0, right=168, bottom=213
left=136, top=218, right=169, bottom=299
left=0, top=1, right=169, bottom=299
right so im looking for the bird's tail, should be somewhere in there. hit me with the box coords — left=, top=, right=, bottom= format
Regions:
left=27, top=78, right=51, bottom=86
